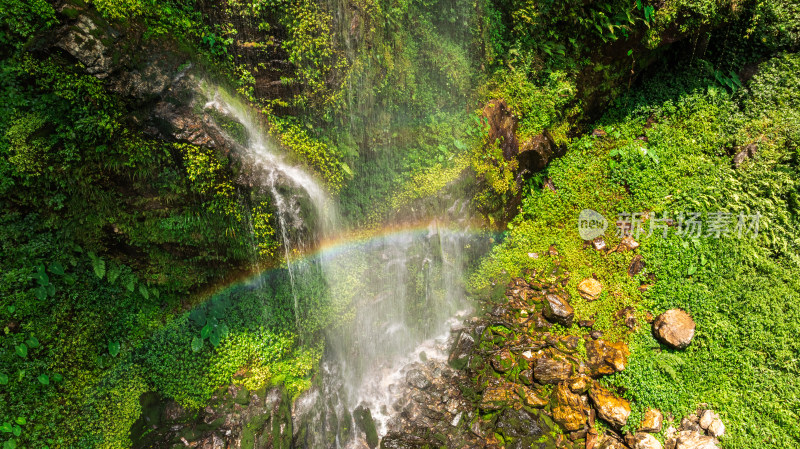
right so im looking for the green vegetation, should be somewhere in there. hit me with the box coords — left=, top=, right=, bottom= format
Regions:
left=472, top=48, right=800, bottom=449
left=1, top=0, right=799, bottom=446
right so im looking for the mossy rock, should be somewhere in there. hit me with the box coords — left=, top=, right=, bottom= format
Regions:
left=354, top=405, right=380, bottom=449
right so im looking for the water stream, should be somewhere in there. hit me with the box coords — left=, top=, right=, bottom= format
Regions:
left=199, top=82, right=486, bottom=448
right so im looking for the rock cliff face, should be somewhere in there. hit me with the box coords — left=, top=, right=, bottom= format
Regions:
left=130, top=386, right=293, bottom=449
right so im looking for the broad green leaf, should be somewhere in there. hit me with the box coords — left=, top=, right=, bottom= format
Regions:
left=46, top=283, right=55, bottom=297
left=209, top=328, right=221, bottom=347
left=200, top=324, right=213, bottom=339
left=92, top=257, right=106, bottom=279
left=151, top=288, right=159, bottom=299
left=7, top=306, right=14, bottom=313
left=26, top=336, right=40, bottom=349
left=0, top=374, right=7, bottom=385
left=12, top=426, right=20, bottom=437
left=189, top=308, right=206, bottom=327
left=0, top=421, right=11, bottom=432
left=688, top=265, right=697, bottom=275
left=34, top=286, right=46, bottom=301
left=48, top=262, right=64, bottom=275
left=15, top=344, right=27, bottom=359
left=191, top=336, right=203, bottom=352
left=107, top=265, right=122, bottom=284
left=4, top=438, right=17, bottom=449
left=36, top=264, right=48, bottom=283
left=125, top=277, right=136, bottom=292
left=218, top=323, right=229, bottom=340
left=37, top=374, right=49, bottom=385
left=139, top=284, right=149, bottom=300
left=12, top=418, right=24, bottom=426
left=53, top=373, right=63, bottom=383
left=108, top=341, right=120, bottom=357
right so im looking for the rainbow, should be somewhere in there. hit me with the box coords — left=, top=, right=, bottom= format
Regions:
left=189, top=219, right=499, bottom=304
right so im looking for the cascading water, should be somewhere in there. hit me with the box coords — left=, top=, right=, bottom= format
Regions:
left=198, top=81, right=489, bottom=448
left=200, top=82, right=338, bottom=332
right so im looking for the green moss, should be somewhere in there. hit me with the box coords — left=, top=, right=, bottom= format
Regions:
left=474, top=53, right=800, bottom=447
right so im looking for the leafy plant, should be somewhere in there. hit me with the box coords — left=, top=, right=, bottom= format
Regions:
left=108, top=341, right=120, bottom=357
left=31, top=264, right=54, bottom=300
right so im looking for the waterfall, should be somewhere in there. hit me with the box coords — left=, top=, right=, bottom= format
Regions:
left=200, top=82, right=338, bottom=332
left=198, top=81, right=487, bottom=448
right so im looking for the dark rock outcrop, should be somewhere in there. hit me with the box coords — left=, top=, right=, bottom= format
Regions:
left=482, top=99, right=520, bottom=160
left=542, top=293, right=575, bottom=327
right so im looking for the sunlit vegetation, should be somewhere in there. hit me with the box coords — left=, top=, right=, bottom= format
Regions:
left=1, top=0, right=798, bottom=446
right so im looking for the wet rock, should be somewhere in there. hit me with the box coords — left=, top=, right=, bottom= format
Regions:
left=448, top=331, right=475, bottom=370
left=591, top=330, right=604, bottom=340
left=616, top=306, right=637, bottom=329
left=619, top=236, right=640, bottom=252
left=491, top=348, right=515, bottom=373
left=354, top=405, right=379, bottom=449
left=515, top=385, right=548, bottom=408
left=670, top=430, right=720, bottom=449
left=407, top=369, right=431, bottom=390
left=559, top=335, right=582, bottom=351
left=567, top=428, right=588, bottom=441
left=579, top=319, right=595, bottom=328
left=633, top=432, right=663, bottom=449
left=578, top=278, right=603, bottom=301
left=595, top=432, right=627, bottom=449
left=56, top=15, right=116, bottom=78
left=592, top=236, right=608, bottom=251
left=732, top=143, right=758, bottom=168
left=532, top=312, right=553, bottom=330
left=640, top=408, right=664, bottom=433
left=115, top=60, right=173, bottom=100
left=568, top=374, right=591, bottom=394
left=533, top=355, right=573, bottom=384
left=519, top=131, right=559, bottom=172
left=585, top=339, right=629, bottom=376
left=495, top=408, right=550, bottom=448
left=491, top=305, right=509, bottom=317
left=543, top=293, right=574, bottom=327
left=628, top=255, right=646, bottom=276
left=480, top=378, right=516, bottom=411
left=593, top=129, right=608, bottom=137
left=482, top=99, right=519, bottom=160
left=551, top=383, right=589, bottom=432
left=380, top=435, right=428, bottom=449
left=589, top=383, right=631, bottom=428
left=653, top=309, right=696, bottom=349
